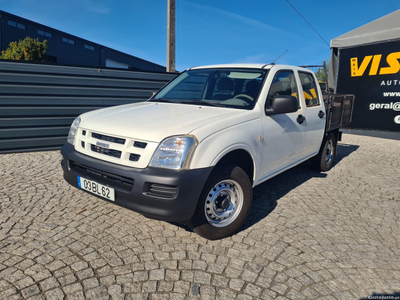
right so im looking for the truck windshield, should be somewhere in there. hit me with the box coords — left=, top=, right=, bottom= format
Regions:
left=150, top=68, right=268, bottom=110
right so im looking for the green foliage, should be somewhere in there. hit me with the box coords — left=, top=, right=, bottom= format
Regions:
left=315, top=58, right=330, bottom=82
left=0, top=37, right=48, bottom=61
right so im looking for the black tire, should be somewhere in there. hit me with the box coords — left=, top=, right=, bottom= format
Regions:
left=188, top=164, right=252, bottom=240
left=313, top=132, right=336, bottom=172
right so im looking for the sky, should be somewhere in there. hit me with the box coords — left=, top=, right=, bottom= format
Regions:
left=0, top=0, right=399, bottom=71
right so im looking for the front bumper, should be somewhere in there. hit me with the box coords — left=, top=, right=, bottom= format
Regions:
left=61, top=143, right=213, bottom=222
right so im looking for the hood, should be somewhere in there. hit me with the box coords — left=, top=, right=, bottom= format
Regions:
left=79, top=102, right=248, bottom=142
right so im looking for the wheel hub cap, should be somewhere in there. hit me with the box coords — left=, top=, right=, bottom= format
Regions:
left=325, top=140, right=333, bottom=164
left=204, top=179, right=244, bottom=227
left=215, top=193, right=230, bottom=210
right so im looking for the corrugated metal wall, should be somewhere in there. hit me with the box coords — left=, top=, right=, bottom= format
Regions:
left=0, top=61, right=177, bottom=153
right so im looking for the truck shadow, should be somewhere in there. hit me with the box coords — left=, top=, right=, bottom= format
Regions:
left=241, top=143, right=359, bottom=231
left=173, top=143, right=359, bottom=235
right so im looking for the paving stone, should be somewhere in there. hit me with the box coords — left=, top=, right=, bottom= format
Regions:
left=58, top=274, right=77, bottom=286
left=271, top=283, right=288, bottom=295
left=236, top=293, right=253, bottom=300
left=46, top=260, right=66, bottom=272
left=14, top=276, right=35, bottom=289
left=244, top=283, right=262, bottom=297
left=173, top=281, right=190, bottom=294
left=76, top=268, right=94, bottom=280
left=229, top=278, right=245, bottom=291
left=241, top=270, right=259, bottom=282
left=39, top=277, right=60, bottom=292
left=165, top=270, right=180, bottom=281
left=84, top=286, right=108, bottom=298
left=44, top=288, right=64, bottom=300
left=194, top=271, right=212, bottom=285
left=199, top=285, right=216, bottom=299
left=261, top=289, right=278, bottom=300
left=180, top=270, right=194, bottom=282
left=122, top=282, right=141, bottom=294
left=212, top=274, right=229, bottom=288
left=216, top=288, right=236, bottom=299
left=157, top=281, right=174, bottom=292
left=142, top=281, right=157, bottom=293
left=82, top=278, right=99, bottom=290
left=20, top=284, right=41, bottom=298
left=62, top=282, right=82, bottom=294
left=149, top=269, right=165, bottom=281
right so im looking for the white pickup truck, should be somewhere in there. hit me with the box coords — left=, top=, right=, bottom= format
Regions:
left=61, top=64, right=354, bottom=239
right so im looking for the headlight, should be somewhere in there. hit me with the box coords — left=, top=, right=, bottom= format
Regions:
left=149, top=135, right=198, bottom=169
left=67, top=117, right=81, bottom=145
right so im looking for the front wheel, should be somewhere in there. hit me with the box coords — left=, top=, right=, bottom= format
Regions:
left=313, top=132, right=336, bottom=171
left=188, top=165, right=252, bottom=240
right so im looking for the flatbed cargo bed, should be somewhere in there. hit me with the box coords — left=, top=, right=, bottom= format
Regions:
left=325, top=94, right=355, bottom=132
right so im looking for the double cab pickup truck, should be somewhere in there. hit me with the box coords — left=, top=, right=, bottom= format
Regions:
left=61, top=64, right=354, bottom=239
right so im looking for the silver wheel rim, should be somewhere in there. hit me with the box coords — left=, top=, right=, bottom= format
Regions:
left=204, top=179, right=244, bottom=227
left=325, top=139, right=333, bottom=165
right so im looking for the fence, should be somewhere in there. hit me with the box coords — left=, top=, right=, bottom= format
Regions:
left=0, top=61, right=177, bottom=153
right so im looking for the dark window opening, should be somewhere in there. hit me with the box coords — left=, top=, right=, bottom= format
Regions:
left=299, top=72, right=321, bottom=107
left=62, top=37, right=75, bottom=45
left=8, top=20, right=25, bottom=30
left=84, top=44, right=95, bottom=51
left=38, top=30, right=52, bottom=38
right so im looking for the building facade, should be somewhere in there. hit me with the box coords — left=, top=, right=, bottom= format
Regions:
left=330, top=9, right=400, bottom=132
left=0, top=10, right=166, bottom=72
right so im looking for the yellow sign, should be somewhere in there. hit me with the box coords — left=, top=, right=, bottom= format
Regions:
left=351, top=52, right=400, bottom=77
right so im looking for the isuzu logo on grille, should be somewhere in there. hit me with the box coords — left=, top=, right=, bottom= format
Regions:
left=96, top=141, right=110, bottom=149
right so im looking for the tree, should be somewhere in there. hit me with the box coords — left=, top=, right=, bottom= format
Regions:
left=0, top=37, right=48, bottom=61
left=315, top=58, right=330, bottom=82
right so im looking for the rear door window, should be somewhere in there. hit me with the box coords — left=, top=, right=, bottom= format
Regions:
left=299, top=72, right=320, bottom=107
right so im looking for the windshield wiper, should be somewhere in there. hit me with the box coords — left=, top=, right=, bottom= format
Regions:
left=180, top=100, right=226, bottom=107
left=150, top=98, right=177, bottom=103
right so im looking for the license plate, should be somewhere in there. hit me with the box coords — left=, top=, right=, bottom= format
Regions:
left=77, top=176, right=115, bottom=201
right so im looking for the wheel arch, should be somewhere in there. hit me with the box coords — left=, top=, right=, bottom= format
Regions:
left=211, top=148, right=256, bottom=185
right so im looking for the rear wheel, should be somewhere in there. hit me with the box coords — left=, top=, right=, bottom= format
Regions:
left=313, top=132, right=336, bottom=171
left=188, top=164, right=252, bottom=240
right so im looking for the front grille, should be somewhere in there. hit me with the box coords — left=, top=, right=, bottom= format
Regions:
left=70, top=161, right=134, bottom=189
left=129, top=153, right=141, bottom=162
left=148, top=183, right=178, bottom=199
left=134, top=141, right=147, bottom=149
left=77, top=130, right=153, bottom=167
left=91, top=144, right=121, bottom=158
left=92, top=132, right=126, bottom=145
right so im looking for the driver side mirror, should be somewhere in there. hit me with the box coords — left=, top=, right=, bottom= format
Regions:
left=265, top=95, right=298, bottom=115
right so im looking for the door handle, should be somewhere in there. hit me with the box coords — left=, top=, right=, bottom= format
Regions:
left=297, top=114, right=306, bottom=124
left=318, top=110, right=325, bottom=119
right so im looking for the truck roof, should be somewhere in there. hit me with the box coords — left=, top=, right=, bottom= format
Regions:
left=188, top=63, right=313, bottom=72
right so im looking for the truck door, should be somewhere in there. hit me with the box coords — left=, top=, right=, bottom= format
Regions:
left=297, top=71, right=326, bottom=158
left=258, top=70, right=306, bottom=182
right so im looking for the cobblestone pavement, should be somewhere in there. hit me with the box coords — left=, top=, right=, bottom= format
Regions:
left=0, top=134, right=399, bottom=300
